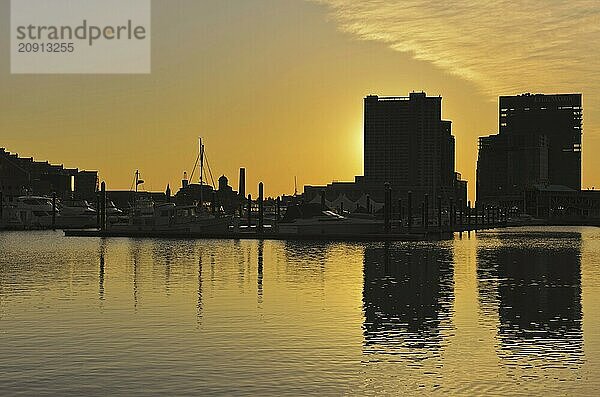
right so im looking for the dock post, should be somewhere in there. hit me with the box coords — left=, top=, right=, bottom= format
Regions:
left=467, top=201, right=471, bottom=237
left=424, top=194, right=429, bottom=230
left=474, top=204, right=478, bottom=232
left=398, top=198, right=403, bottom=227
left=211, top=191, right=216, bottom=214
left=258, top=182, right=264, bottom=233
left=247, top=194, right=252, bottom=227
left=480, top=205, right=484, bottom=229
left=460, top=200, right=464, bottom=227
left=96, top=193, right=100, bottom=228
left=384, top=183, right=391, bottom=233
left=437, top=196, right=442, bottom=232
left=483, top=205, right=487, bottom=229
left=101, top=181, right=107, bottom=231
left=449, top=197, right=454, bottom=228
left=407, top=191, right=413, bottom=229
left=52, top=192, right=57, bottom=231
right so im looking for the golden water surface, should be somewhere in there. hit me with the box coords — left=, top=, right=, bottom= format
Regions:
left=0, top=227, right=598, bottom=395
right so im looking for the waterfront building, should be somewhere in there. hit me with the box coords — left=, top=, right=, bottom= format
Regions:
left=0, top=147, right=98, bottom=202
left=305, top=92, right=467, bottom=212
left=477, top=93, right=583, bottom=208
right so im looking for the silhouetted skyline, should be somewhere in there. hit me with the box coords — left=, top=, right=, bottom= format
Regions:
left=2, top=1, right=599, bottom=201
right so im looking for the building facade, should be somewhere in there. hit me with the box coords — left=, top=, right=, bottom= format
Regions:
left=364, top=93, right=457, bottom=196
left=477, top=93, right=582, bottom=208
left=305, top=92, right=467, bottom=212
left=0, top=148, right=98, bottom=202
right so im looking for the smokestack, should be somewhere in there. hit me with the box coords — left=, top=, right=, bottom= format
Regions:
left=239, top=168, right=246, bottom=198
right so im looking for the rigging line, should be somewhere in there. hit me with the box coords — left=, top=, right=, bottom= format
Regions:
left=129, top=170, right=136, bottom=191
left=204, top=152, right=216, bottom=187
left=189, top=152, right=200, bottom=182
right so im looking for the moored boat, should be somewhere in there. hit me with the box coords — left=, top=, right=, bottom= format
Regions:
left=278, top=203, right=383, bottom=235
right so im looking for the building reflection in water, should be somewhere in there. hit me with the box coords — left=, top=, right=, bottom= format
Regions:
left=282, top=241, right=328, bottom=282
left=477, top=231, right=584, bottom=369
left=129, top=241, right=141, bottom=311
left=362, top=242, right=454, bottom=363
left=98, top=239, right=106, bottom=302
left=257, top=241, right=264, bottom=305
left=197, top=255, right=203, bottom=323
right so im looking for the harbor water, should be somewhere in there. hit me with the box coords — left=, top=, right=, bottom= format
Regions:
left=1, top=227, right=599, bottom=395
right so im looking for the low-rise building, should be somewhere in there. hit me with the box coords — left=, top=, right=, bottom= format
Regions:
left=0, top=148, right=98, bottom=202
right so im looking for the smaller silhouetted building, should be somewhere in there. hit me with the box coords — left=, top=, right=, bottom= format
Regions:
left=524, top=185, right=600, bottom=220
left=174, top=174, right=241, bottom=213
left=217, top=175, right=240, bottom=212
left=0, top=147, right=98, bottom=202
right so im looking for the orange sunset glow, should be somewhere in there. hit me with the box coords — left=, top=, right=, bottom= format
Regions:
left=2, top=0, right=599, bottom=199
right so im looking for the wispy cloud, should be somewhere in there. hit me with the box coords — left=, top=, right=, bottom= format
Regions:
left=312, top=0, right=600, bottom=101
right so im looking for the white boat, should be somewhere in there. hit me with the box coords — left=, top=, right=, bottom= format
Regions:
left=0, top=202, right=26, bottom=229
left=278, top=203, right=383, bottom=235
left=110, top=202, right=231, bottom=234
left=12, top=196, right=55, bottom=228
left=57, top=199, right=97, bottom=229
left=106, top=200, right=123, bottom=216
left=59, top=199, right=97, bottom=216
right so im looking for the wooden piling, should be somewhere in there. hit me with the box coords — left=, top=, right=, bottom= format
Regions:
left=467, top=200, right=471, bottom=237
left=407, top=191, right=413, bottom=229
left=424, top=194, right=429, bottom=230
left=101, top=181, right=107, bottom=231
left=437, top=196, right=442, bottom=231
left=384, top=183, right=391, bottom=233
left=247, top=194, right=252, bottom=227
left=258, top=182, right=264, bottom=233
left=449, top=197, right=454, bottom=227
left=398, top=198, right=403, bottom=226
left=459, top=201, right=464, bottom=229
left=96, top=193, right=100, bottom=228
left=52, top=192, right=57, bottom=230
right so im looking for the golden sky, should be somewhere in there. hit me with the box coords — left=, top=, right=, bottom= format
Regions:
left=2, top=0, right=599, bottom=200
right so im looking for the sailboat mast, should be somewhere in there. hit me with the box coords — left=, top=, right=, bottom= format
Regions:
left=199, top=137, right=204, bottom=208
